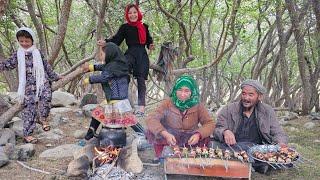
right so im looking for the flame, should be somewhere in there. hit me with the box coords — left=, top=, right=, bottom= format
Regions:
left=93, top=146, right=121, bottom=166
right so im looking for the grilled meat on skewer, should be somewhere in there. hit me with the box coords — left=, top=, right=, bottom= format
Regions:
left=224, top=149, right=231, bottom=159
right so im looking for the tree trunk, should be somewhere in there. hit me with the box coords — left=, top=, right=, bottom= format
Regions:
left=0, top=0, right=9, bottom=17
left=311, top=0, right=320, bottom=112
left=285, top=0, right=312, bottom=114
left=48, top=0, right=72, bottom=65
left=0, top=44, right=18, bottom=91
left=276, top=1, right=293, bottom=109
left=25, top=0, right=47, bottom=56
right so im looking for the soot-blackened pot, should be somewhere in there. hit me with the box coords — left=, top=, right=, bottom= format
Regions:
left=99, top=127, right=126, bottom=147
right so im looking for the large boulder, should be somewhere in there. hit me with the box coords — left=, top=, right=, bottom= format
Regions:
left=73, top=144, right=95, bottom=163
left=11, top=117, right=23, bottom=137
left=39, top=144, right=82, bottom=159
left=67, top=155, right=90, bottom=178
left=5, top=92, right=19, bottom=104
left=50, top=114, right=69, bottom=128
left=73, top=130, right=86, bottom=139
left=0, top=128, right=16, bottom=146
left=50, top=107, right=73, bottom=116
left=303, top=122, right=316, bottom=129
left=52, top=91, right=77, bottom=107
left=82, top=104, right=98, bottom=117
left=0, top=147, right=9, bottom=167
left=0, top=94, right=10, bottom=115
left=37, top=128, right=64, bottom=141
left=11, top=143, right=35, bottom=161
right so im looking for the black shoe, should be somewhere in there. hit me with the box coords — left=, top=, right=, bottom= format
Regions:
left=84, top=127, right=97, bottom=140
left=254, top=165, right=270, bottom=174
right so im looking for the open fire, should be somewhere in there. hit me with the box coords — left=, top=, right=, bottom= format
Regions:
left=93, top=145, right=121, bottom=168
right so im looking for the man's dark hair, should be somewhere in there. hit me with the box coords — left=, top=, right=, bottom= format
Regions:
left=16, top=30, right=33, bottom=42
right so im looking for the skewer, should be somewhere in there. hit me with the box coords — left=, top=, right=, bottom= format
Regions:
left=227, top=144, right=244, bottom=163
left=291, top=162, right=300, bottom=169
left=266, top=162, right=277, bottom=170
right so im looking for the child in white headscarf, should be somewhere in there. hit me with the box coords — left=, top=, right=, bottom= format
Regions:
left=0, top=27, right=61, bottom=143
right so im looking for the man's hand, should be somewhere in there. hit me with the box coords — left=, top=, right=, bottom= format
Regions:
left=188, top=133, right=201, bottom=145
left=223, top=130, right=237, bottom=145
left=97, top=39, right=106, bottom=47
left=161, top=131, right=176, bottom=146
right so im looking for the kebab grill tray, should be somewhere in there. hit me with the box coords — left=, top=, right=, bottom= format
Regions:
left=248, top=144, right=300, bottom=169
left=163, top=145, right=251, bottom=179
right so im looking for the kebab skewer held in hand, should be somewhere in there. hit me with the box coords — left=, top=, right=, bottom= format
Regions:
left=240, top=150, right=249, bottom=162
left=182, top=146, right=189, bottom=158
left=173, top=145, right=182, bottom=157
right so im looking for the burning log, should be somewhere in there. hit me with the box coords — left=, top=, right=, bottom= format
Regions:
left=92, top=146, right=121, bottom=169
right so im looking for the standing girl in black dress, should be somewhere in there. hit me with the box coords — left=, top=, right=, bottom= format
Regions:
left=98, top=3, right=154, bottom=116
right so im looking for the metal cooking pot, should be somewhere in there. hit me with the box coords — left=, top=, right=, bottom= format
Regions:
left=99, top=127, right=126, bottom=147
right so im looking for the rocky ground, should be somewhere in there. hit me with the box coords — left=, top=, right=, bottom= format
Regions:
left=0, top=91, right=320, bottom=180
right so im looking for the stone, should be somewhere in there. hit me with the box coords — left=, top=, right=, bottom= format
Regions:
left=82, top=104, right=98, bottom=117
left=2, top=143, right=15, bottom=159
left=51, top=114, right=69, bottom=128
left=67, top=155, right=90, bottom=178
left=0, top=128, right=16, bottom=146
left=0, top=148, right=9, bottom=167
left=303, top=122, right=316, bottom=129
left=52, top=91, right=77, bottom=107
left=37, top=130, right=63, bottom=141
left=5, top=92, right=19, bottom=104
left=313, top=139, right=320, bottom=143
left=0, top=94, right=10, bottom=115
left=73, top=109, right=84, bottom=117
left=279, top=119, right=288, bottom=126
left=73, top=144, right=95, bottom=163
left=50, top=107, right=73, bottom=115
left=39, top=144, right=82, bottom=159
left=310, top=112, right=320, bottom=121
left=80, top=93, right=97, bottom=108
left=11, top=118, right=23, bottom=137
left=288, top=127, right=299, bottom=132
left=14, top=143, right=35, bottom=161
left=73, top=130, right=86, bottom=139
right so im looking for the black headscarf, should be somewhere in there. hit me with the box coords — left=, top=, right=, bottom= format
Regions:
left=104, top=42, right=128, bottom=77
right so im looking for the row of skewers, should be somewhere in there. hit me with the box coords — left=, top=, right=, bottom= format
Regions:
left=252, top=146, right=299, bottom=164
left=170, top=145, right=249, bottom=163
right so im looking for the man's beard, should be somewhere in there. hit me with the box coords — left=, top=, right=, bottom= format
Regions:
left=241, top=99, right=258, bottom=111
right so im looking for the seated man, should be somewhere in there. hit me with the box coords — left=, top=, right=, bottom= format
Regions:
left=211, top=79, right=288, bottom=173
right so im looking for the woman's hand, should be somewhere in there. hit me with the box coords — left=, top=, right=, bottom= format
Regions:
left=58, top=75, right=64, bottom=80
left=161, top=131, right=176, bottom=146
left=188, top=133, right=201, bottom=145
left=149, top=43, right=155, bottom=51
left=97, top=39, right=107, bottom=47
left=81, top=62, right=90, bottom=72
left=223, top=130, right=237, bottom=145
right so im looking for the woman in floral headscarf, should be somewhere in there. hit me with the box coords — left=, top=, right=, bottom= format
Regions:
left=146, top=75, right=215, bottom=158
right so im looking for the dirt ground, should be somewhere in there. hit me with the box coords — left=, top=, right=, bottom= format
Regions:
left=0, top=107, right=320, bottom=180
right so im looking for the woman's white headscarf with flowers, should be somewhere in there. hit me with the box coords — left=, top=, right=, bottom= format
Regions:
left=17, top=27, right=45, bottom=103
